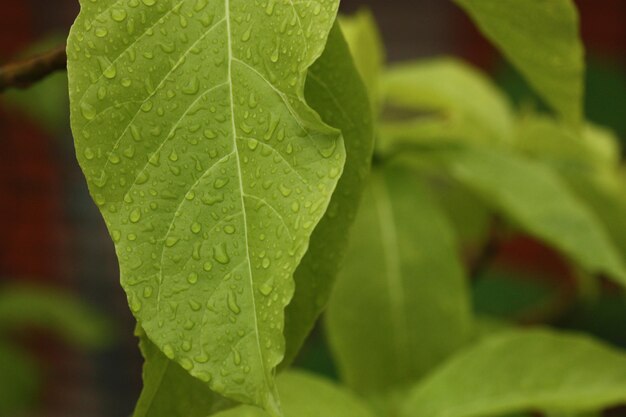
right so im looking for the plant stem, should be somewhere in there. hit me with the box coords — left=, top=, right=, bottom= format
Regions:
left=0, top=44, right=67, bottom=93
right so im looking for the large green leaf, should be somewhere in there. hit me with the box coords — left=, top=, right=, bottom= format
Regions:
left=454, top=0, right=584, bottom=122
left=325, top=167, right=472, bottom=395
left=282, top=23, right=374, bottom=366
left=440, top=146, right=626, bottom=285
left=133, top=331, right=233, bottom=417
left=131, top=24, right=375, bottom=406
left=339, top=8, right=384, bottom=112
left=381, top=58, right=513, bottom=148
left=401, top=329, right=626, bottom=417
left=0, top=285, right=112, bottom=348
left=212, top=370, right=377, bottom=417
left=67, top=0, right=343, bottom=411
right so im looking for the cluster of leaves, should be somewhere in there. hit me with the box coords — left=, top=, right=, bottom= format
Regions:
left=66, top=1, right=626, bottom=417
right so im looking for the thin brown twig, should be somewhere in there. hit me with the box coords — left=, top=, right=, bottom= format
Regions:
left=0, top=44, right=67, bottom=93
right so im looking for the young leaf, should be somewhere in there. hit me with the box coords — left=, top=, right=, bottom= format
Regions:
left=339, top=8, right=385, bottom=112
left=454, top=0, right=584, bottom=123
left=381, top=58, right=513, bottom=148
left=282, top=23, right=375, bottom=366
left=401, top=329, right=626, bottom=417
left=325, top=167, right=472, bottom=395
left=67, top=0, right=343, bottom=411
left=212, top=370, right=377, bottom=417
left=440, top=147, right=626, bottom=286
left=133, top=330, right=234, bottom=417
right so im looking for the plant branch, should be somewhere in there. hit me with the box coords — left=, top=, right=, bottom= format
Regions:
left=0, top=44, right=67, bottom=93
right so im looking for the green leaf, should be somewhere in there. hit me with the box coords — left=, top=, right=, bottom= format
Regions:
left=133, top=330, right=233, bottom=417
left=282, top=23, right=375, bottom=366
left=0, top=342, right=39, bottom=416
left=563, top=171, right=626, bottom=262
left=339, top=8, right=385, bottom=112
left=67, top=1, right=343, bottom=411
left=0, top=285, right=112, bottom=348
left=512, top=115, right=626, bottom=263
left=401, top=329, right=626, bottom=417
left=381, top=58, right=513, bottom=149
left=439, top=146, right=626, bottom=285
left=454, top=0, right=584, bottom=122
left=514, top=116, right=621, bottom=171
left=429, top=178, right=491, bottom=248
left=325, top=167, right=472, bottom=395
left=212, top=370, right=377, bottom=417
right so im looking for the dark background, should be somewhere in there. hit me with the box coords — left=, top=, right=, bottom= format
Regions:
left=1, top=1, right=625, bottom=416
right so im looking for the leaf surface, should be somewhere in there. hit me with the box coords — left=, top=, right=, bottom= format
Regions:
left=339, top=9, right=384, bottom=111
left=212, top=370, right=377, bottom=417
left=440, top=147, right=626, bottom=285
left=454, top=0, right=584, bottom=122
left=326, top=167, right=472, bottom=394
left=401, top=329, right=626, bottom=417
left=67, top=0, right=343, bottom=410
left=133, top=331, right=233, bottom=417
left=381, top=58, right=513, bottom=148
left=282, top=23, right=374, bottom=366
left=514, top=116, right=621, bottom=171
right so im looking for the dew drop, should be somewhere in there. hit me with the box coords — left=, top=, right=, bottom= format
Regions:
left=213, top=243, right=230, bottom=264
left=163, top=344, right=175, bottom=359
left=191, top=222, right=202, bottom=234
left=129, top=208, right=142, bottom=223
left=95, top=27, right=108, bottom=38
left=111, top=8, right=127, bottom=22
left=84, top=147, right=95, bottom=160
left=187, top=272, right=199, bottom=284
left=80, top=102, right=97, bottom=120
left=103, top=65, right=117, bottom=79
left=260, top=279, right=274, bottom=296
left=227, top=290, right=241, bottom=314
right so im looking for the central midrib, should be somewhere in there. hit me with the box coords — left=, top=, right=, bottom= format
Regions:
left=224, top=0, right=272, bottom=400
left=372, top=175, right=410, bottom=378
